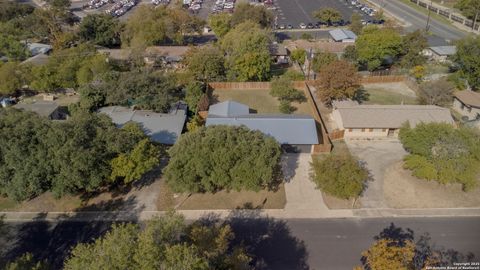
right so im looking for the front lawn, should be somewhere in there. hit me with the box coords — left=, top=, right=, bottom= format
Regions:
left=212, top=89, right=312, bottom=115
left=157, top=180, right=286, bottom=210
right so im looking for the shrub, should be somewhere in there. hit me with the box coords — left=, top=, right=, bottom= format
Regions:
left=399, top=123, right=480, bottom=191
left=163, top=125, right=282, bottom=193
left=311, top=154, right=368, bottom=199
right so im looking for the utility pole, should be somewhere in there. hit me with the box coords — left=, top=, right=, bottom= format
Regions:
left=472, top=10, right=479, bottom=31
left=425, top=0, right=433, bottom=31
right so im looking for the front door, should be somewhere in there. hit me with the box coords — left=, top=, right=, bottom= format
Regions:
left=387, top=129, right=395, bottom=137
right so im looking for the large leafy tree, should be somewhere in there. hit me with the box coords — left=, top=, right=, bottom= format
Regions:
left=311, top=51, right=337, bottom=73
left=220, top=21, right=272, bottom=81
left=0, top=62, right=29, bottom=95
left=110, top=138, right=160, bottom=184
left=453, top=36, right=480, bottom=90
left=314, top=60, right=361, bottom=105
left=400, top=30, right=428, bottom=68
left=270, top=75, right=306, bottom=113
left=313, top=8, right=342, bottom=25
left=399, top=123, right=480, bottom=191
left=311, top=154, right=367, bottom=200
left=0, top=34, right=29, bottom=61
left=231, top=3, right=273, bottom=28
left=78, top=14, right=122, bottom=48
left=63, top=212, right=251, bottom=270
left=360, top=238, right=416, bottom=270
left=208, top=13, right=232, bottom=38
left=184, top=45, right=226, bottom=83
left=355, top=26, right=403, bottom=71
left=349, top=12, right=363, bottom=35
left=164, top=125, right=282, bottom=193
left=122, top=6, right=204, bottom=48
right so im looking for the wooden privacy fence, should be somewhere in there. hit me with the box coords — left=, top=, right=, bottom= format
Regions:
left=328, top=129, right=345, bottom=141
left=208, top=76, right=408, bottom=90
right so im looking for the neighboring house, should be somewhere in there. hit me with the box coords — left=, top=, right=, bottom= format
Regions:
left=14, top=101, right=62, bottom=120
left=144, top=46, right=190, bottom=68
left=269, top=42, right=289, bottom=64
left=423, top=46, right=456, bottom=62
left=206, top=101, right=319, bottom=152
left=332, top=102, right=454, bottom=138
left=98, top=103, right=187, bottom=145
left=98, top=46, right=191, bottom=68
left=452, top=90, right=480, bottom=121
left=329, top=29, right=357, bottom=43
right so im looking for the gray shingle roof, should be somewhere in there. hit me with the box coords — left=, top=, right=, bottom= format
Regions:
left=206, top=101, right=318, bottom=145
left=208, top=101, right=250, bottom=117
left=335, top=105, right=454, bottom=128
left=14, top=101, right=59, bottom=118
left=429, top=46, right=456, bottom=56
left=329, top=29, right=357, bottom=42
left=98, top=104, right=187, bottom=144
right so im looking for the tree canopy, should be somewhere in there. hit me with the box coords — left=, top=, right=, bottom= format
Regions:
left=400, top=30, right=428, bottom=68
left=208, top=13, right=232, bottom=38
left=220, top=21, right=272, bottom=81
left=231, top=3, right=274, bottom=28
left=349, top=12, right=363, bottom=35
left=453, top=36, right=480, bottom=90
left=122, top=5, right=204, bottom=48
left=454, top=0, right=480, bottom=21
left=314, top=60, right=361, bottom=105
left=311, top=154, right=368, bottom=199
left=63, top=212, right=251, bottom=270
left=311, top=51, right=337, bottom=73
left=399, top=123, right=480, bottom=191
left=184, top=45, right=226, bottom=83
left=270, top=75, right=306, bottom=113
left=355, top=26, right=403, bottom=71
left=164, top=125, right=282, bottom=193
left=417, top=77, right=454, bottom=106
left=0, top=109, right=159, bottom=201
left=78, top=14, right=122, bottom=48
left=313, top=8, right=342, bottom=25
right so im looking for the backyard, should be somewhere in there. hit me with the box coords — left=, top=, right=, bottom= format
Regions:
left=361, top=82, right=418, bottom=105
left=212, top=89, right=312, bottom=115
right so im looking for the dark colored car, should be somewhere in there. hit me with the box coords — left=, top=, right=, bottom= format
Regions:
left=287, top=24, right=293, bottom=29
left=307, top=22, right=314, bottom=29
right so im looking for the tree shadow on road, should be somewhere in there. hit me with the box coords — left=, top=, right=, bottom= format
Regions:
left=225, top=210, right=309, bottom=270
left=1, top=196, right=144, bottom=269
left=361, top=222, right=476, bottom=270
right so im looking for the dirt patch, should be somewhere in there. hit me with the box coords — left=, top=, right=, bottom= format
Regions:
left=384, top=162, right=480, bottom=208
left=322, top=192, right=362, bottom=209
left=157, top=181, right=286, bottom=210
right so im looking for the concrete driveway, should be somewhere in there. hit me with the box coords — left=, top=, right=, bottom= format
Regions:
left=346, top=140, right=407, bottom=208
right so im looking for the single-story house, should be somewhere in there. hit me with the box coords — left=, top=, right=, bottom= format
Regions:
left=205, top=101, right=319, bottom=152
left=14, top=101, right=62, bottom=120
left=332, top=102, right=454, bottom=138
left=423, top=45, right=456, bottom=62
left=269, top=42, right=289, bottom=64
left=329, top=29, right=357, bottom=43
left=452, top=90, right=480, bottom=121
left=144, top=46, right=191, bottom=68
left=98, top=103, right=187, bottom=145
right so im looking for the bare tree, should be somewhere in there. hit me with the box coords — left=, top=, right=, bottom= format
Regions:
left=417, top=77, right=454, bottom=107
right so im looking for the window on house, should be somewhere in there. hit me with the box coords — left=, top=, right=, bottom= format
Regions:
left=361, top=128, right=365, bottom=132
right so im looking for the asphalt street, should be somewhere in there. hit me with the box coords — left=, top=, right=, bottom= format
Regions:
left=1, top=217, right=479, bottom=269
left=368, top=0, right=467, bottom=42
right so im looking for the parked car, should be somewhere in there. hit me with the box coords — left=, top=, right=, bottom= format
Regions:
left=278, top=24, right=285, bottom=29
left=307, top=22, right=314, bottom=29
left=287, top=24, right=293, bottom=29
left=299, top=22, right=307, bottom=29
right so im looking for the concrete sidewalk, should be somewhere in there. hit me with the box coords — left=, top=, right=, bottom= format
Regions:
left=2, top=207, right=480, bottom=222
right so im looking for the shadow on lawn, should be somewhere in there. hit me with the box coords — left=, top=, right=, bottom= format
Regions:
left=1, top=196, right=144, bottom=269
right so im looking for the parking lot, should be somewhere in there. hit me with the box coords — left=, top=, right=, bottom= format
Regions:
left=273, top=0, right=374, bottom=28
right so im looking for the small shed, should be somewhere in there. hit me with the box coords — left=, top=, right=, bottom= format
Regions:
left=424, top=46, right=456, bottom=62
left=329, top=29, right=357, bottom=43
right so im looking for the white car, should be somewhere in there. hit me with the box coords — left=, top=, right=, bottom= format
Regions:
left=299, top=23, right=307, bottom=29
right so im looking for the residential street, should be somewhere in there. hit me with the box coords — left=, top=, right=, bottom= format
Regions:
left=1, top=217, right=479, bottom=269
left=368, top=0, right=467, bottom=41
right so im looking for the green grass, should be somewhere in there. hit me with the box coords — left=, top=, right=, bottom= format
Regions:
left=212, top=89, right=312, bottom=115
left=0, top=197, right=18, bottom=211
left=362, top=88, right=418, bottom=105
